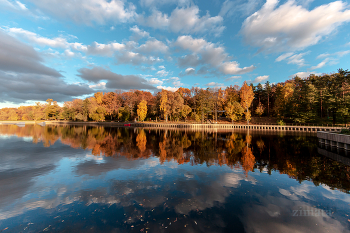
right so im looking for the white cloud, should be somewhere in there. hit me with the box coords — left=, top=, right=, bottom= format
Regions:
left=275, top=52, right=307, bottom=66
left=86, top=41, right=125, bottom=56
left=7, top=27, right=69, bottom=48
left=7, top=27, right=168, bottom=64
left=313, top=50, right=350, bottom=68
left=64, top=49, right=75, bottom=57
left=156, top=85, right=179, bottom=91
left=156, top=69, right=169, bottom=77
left=185, top=67, right=195, bottom=75
left=0, top=0, right=27, bottom=11
left=286, top=53, right=307, bottom=67
left=15, top=0, right=27, bottom=10
left=175, top=35, right=255, bottom=75
left=242, top=0, right=350, bottom=52
left=311, top=58, right=329, bottom=70
left=290, top=71, right=321, bottom=79
left=28, top=0, right=137, bottom=25
left=158, top=65, right=165, bottom=69
left=169, top=77, right=183, bottom=86
left=89, top=82, right=106, bottom=89
left=116, top=51, right=163, bottom=65
left=275, top=52, right=293, bottom=62
left=252, top=75, right=269, bottom=83
left=130, top=25, right=149, bottom=38
left=335, top=50, right=350, bottom=57
left=148, top=78, right=163, bottom=85
left=140, top=5, right=225, bottom=35
left=316, top=53, right=330, bottom=59
left=219, top=62, right=256, bottom=75
left=137, top=39, right=168, bottom=54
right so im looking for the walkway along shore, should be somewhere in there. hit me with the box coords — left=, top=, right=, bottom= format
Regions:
left=0, top=121, right=343, bottom=133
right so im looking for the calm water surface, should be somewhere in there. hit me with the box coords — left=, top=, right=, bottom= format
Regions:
left=0, top=124, right=349, bottom=233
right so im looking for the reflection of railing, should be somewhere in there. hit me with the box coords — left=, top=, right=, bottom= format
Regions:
left=317, top=131, right=350, bottom=150
left=317, top=147, right=350, bottom=166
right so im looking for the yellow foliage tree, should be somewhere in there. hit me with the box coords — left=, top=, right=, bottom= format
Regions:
left=136, top=129, right=147, bottom=153
left=137, top=100, right=147, bottom=121
left=255, top=102, right=265, bottom=117
left=240, top=82, right=254, bottom=124
left=159, top=90, right=170, bottom=122
left=225, top=100, right=244, bottom=123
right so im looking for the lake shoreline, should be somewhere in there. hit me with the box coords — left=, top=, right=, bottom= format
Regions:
left=0, top=121, right=343, bottom=133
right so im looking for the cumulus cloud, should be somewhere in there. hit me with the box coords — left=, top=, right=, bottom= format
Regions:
left=252, top=75, right=269, bottom=83
left=169, top=77, right=183, bottom=86
left=156, top=86, right=179, bottom=91
left=130, top=25, right=150, bottom=39
left=185, top=67, right=195, bottom=75
left=137, top=39, right=168, bottom=54
left=139, top=5, right=225, bottom=35
left=85, top=42, right=125, bottom=56
left=156, top=69, right=169, bottom=77
left=177, top=54, right=201, bottom=68
left=116, top=51, right=163, bottom=65
left=290, top=71, right=321, bottom=79
left=175, top=35, right=255, bottom=75
left=7, top=27, right=169, bottom=63
left=89, top=82, right=106, bottom=89
left=219, top=62, right=256, bottom=75
left=241, top=0, right=350, bottom=52
left=77, top=66, right=157, bottom=90
left=28, top=0, right=137, bottom=25
left=148, top=78, right=163, bottom=85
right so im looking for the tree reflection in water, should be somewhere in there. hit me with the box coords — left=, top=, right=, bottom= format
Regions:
left=1, top=124, right=349, bottom=193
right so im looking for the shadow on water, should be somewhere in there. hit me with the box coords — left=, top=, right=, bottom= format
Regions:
left=0, top=124, right=349, bottom=233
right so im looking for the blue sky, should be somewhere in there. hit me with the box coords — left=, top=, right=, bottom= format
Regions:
left=1, top=0, right=350, bottom=107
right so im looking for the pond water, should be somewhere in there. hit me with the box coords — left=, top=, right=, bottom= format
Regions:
left=0, top=124, right=349, bottom=233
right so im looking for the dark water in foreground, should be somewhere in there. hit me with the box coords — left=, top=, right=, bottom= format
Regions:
left=0, top=124, right=349, bottom=233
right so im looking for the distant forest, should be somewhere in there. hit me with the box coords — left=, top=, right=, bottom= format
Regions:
left=1, top=69, right=349, bottom=124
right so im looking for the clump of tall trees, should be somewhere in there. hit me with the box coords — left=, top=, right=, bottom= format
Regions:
left=1, top=69, right=349, bottom=124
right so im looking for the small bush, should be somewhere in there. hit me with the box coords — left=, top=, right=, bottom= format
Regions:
left=277, top=120, right=285, bottom=126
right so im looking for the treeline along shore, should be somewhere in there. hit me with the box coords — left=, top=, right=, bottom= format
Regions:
left=1, top=69, right=350, bottom=125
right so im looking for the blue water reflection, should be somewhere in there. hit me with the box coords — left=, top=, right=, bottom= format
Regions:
left=0, top=125, right=349, bottom=232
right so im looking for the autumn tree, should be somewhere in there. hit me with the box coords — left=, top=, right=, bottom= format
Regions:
left=88, top=97, right=106, bottom=121
left=240, top=82, right=254, bottom=124
left=255, top=102, right=265, bottom=117
left=181, top=105, right=192, bottom=121
left=8, top=109, right=18, bottom=121
left=159, top=89, right=170, bottom=122
left=137, top=100, right=148, bottom=121
left=102, top=92, right=121, bottom=120
left=225, top=101, right=244, bottom=123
